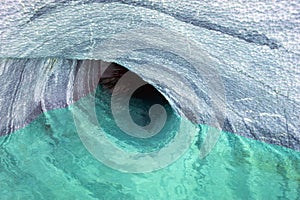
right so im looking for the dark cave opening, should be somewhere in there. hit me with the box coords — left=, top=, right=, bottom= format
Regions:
left=98, top=62, right=170, bottom=127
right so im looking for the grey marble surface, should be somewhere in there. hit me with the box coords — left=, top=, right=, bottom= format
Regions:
left=0, top=0, right=299, bottom=150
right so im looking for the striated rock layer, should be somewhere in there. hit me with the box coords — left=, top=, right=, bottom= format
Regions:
left=0, top=0, right=299, bottom=150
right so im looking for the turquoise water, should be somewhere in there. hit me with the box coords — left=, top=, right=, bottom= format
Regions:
left=0, top=87, right=299, bottom=199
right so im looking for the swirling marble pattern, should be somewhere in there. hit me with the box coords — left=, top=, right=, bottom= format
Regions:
left=0, top=1, right=299, bottom=150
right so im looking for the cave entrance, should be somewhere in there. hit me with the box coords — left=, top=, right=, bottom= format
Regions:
left=97, top=62, right=170, bottom=126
